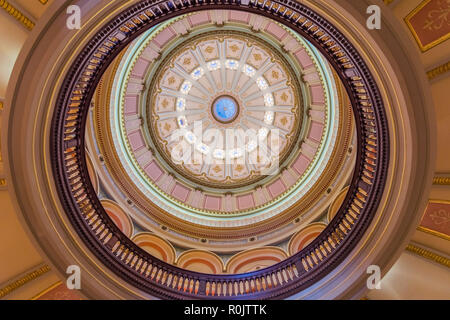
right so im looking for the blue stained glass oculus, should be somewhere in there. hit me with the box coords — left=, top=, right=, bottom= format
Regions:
left=212, top=96, right=239, bottom=123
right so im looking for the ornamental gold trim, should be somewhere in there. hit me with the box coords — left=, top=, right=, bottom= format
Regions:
left=406, top=244, right=450, bottom=268
left=31, top=281, right=62, bottom=300
left=0, top=265, right=50, bottom=299
left=417, top=226, right=450, bottom=241
left=427, top=61, right=450, bottom=80
left=432, top=176, right=450, bottom=185
left=0, top=0, right=35, bottom=31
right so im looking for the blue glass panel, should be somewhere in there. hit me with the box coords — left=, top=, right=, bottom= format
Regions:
left=213, top=97, right=238, bottom=122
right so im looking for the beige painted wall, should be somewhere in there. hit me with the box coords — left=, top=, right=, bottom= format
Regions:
left=0, top=191, right=43, bottom=284
left=0, top=10, right=28, bottom=98
left=368, top=251, right=450, bottom=300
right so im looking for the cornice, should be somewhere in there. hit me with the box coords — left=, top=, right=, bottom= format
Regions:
left=0, top=0, right=35, bottom=31
left=406, top=244, right=450, bottom=268
left=417, top=226, right=450, bottom=242
left=0, top=265, right=50, bottom=299
left=432, top=176, right=450, bottom=185
left=427, top=61, right=450, bottom=81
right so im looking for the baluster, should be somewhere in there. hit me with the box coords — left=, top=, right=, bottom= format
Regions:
left=195, top=280, right=200, bottom=295
left=276, top=271, right=283, bottom=285
left=189, top=279, right=194, bottom=294
left=266, top=275, right=272, bottom=289
left=161, top=271, right=168, bottom=285
left=282, top=268, right=289, bottom=282
left=217, top=282, right=221, bottom=297
left=271, top=273, right=278, bottom=287
left=172, top=275, right=178, bottom=289
left=256, top=278, right=261, bottom=292
left=167, top=273, right=173, bottom=287
left=261, top=277, right=267, bottom=291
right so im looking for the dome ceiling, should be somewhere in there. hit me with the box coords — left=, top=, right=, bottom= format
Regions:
left=86, top=10, right=356, bottom=266
left=149, top=30, right=302, bottom=189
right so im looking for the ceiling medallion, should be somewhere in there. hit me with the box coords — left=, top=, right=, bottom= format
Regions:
left=211, top=95, right=240, bottom=124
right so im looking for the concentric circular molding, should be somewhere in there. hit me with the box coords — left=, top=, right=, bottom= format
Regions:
left=91, top=9, right=354, bottom=249
left=5, top=0, right=434, bottom=301
left=50, top=1, right=389, bottom=300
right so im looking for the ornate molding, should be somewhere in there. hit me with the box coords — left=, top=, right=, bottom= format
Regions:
left=417, top=226, right=450, bottom=241
left=0, top=0, right=35, bottom=31
left=31, top=281, right=62, bottom=300
left=427, top=61, right=450, bottom=80
left=432, top=176, right=450, bottom=185
left=406, top=244, right=450, bottom=268
left=0, top=265, right=50, bottom=299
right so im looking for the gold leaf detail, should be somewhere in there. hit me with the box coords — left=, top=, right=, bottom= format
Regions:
left=272, top=70, right=279, bottom=79
left=230, top=44, right=239, bottom=52
left=164, top=123, right=171, bottom=132
left=253, top=53, right=262, bottom=61
left=183, top=57, right=191, bottom=65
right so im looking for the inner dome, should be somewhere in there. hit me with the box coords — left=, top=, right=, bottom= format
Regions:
left=86, top=10, right=356, bottom=273
left=147, top=30, right=304, bottom=189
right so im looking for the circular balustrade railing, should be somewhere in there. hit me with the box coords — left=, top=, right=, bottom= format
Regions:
left=51, top=0, right=389, bottom=299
